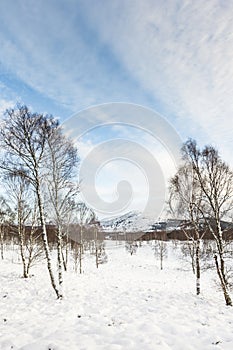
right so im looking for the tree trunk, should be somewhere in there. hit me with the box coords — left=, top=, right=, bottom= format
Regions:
left=19, top=233, right=28, bottom=278
left=62, top=249, right=67, bottom=271
left=36, top=181, right=62, bottom=299
left=160, top=247, right=163, bottom=270
left=63, top=231, right=69, bottom=271
left=95, top=228, right=99, bottom=268
left=190, top=244, right=196, bottom=275
left=0, top=230, right=4, bottom=260
left=79, top=225, right=83, bottom=273
left=74, top=254, right=77, bottom=273
left=79, top=244, right=82, bottom=274
left=214, top=255, right=232, bottom=306
left=26, top=230, right=34, bottom=277
left=57, top=226, right=63, bottom=287
left=196, top=239, right=200, bottom=295
left=18, top=208, right=28, bottom=278
left=96, top=246, right=99, bottom=268
left=26, top=259, right=31, bottom=277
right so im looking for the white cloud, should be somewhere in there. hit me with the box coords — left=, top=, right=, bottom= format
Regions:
left=74, top=122, right=176, bottom=218
left=79, top=0, right=233, bottom=162
left=0, top=98, right=15, bottom=118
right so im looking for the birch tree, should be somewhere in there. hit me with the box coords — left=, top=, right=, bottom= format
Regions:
left=0, top=196, right=13, bottom=260
left=88, top=218, right=105, bottom=268
left=183, top=139, right=233, bottom=305
left=45, top=128, right=79, bottom=288
left=60, top=198, right=77, bottom=271
left=125, top=240, right=138, bottom=256
left=0, top=105, right=62, bottom=298
left=153, top=238, right=167, bottom=270
left=75, top=202, right=95, bottom=273
left=169, top=162, right=205, bottom=295
left=4, top=174, right=43, bottom=277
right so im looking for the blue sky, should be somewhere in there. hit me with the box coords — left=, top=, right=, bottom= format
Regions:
left=1, top=0, right=233, bottom=218
left=0, top=0, right=159, bottom=117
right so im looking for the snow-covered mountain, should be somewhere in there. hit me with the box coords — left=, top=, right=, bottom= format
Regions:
left=101, top=212, right=233, bottom=234
left=100, top=211, right=157, bottom=232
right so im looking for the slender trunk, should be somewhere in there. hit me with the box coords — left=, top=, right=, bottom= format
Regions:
left=214, top=255, right=232, bottom=306
left=196, top=239, right=200, bottom=295
left=19, top=232, right=28, bottom=278
left=62, top=249, right=67, bottom=271
left=79, top=244, right=82, bottom=274
left=219, top=244, right=227, bottom=287
left=18, top=206, right=28, bottom=278
left=191, top=259, right=195, bottom=275
left=74, top=252, right=78, bottom=273
left=190, top=245, right=196, bottom=275
left=57, top=226, right=63, bottom=287
left=0, top=230, right=4, bottom=260
left=36, top=180, right=62, bottom=299
left=160, top=246, right=163, bottom=270
left=95, top=228, right=99, bottom=268
left=26, top=202, right=39, bottom=276
left=160, top=257, right=163, bottom=270
left=217, top=219, right=228, bottom=286
left=65, top=231, right=69, bottom=270
left=80, top=225, right=85, bottom=254
left=60, top=231, right=68, bottom=271
left=26, top=237, right=34, bottom=277
left=96, top=246, right=99, bottom=268
left=26, top=259, right=31, bottom=276
left=79, top=225, right=83, bottom=273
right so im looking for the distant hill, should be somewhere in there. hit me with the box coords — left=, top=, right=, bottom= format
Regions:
left=100, top=211, right=164, bottom=232
left=100, top=212, right=233, bottom=234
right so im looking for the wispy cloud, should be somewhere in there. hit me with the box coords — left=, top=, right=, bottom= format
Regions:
left=0, top=0, right=152, bottom=115
left=78, top=0, right=233, bottom=161
left=1, top=1, right=233, bottom=180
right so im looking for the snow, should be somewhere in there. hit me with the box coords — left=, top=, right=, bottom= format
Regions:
left=100, top=211, right=183, bottom=232
left=1, top=241, right=233, bottom=350
left=100, top=211, right=156, bottom=232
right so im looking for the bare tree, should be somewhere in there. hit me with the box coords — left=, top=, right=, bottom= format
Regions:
left=75, top=202, right=95, bottom=273
left=60, top=198, right=77, bottom=271
left=95, top=241, right=108, bottom=267
left=125, top=240, right=138, bottom=256
left=88, top=219, right=105, bottom=269
left=0, top=105, right=62, bottom=298
left=72, top=242, right=81, bottom=273
left=183, top=139, right=233, bottom=306
left=4, top=174, right=43, bottom=277
left=153, top=234, right=167, bottom=270
left=169, top=162, right=205, bottom=295
left=45, top=127, right=79, bottom=289
left=154, top=240, right=167, bottom=270
left=0, top=196, right=13, bottom=260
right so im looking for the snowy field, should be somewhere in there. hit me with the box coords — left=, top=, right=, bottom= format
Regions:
left=1, top=241, right=233, bottom=350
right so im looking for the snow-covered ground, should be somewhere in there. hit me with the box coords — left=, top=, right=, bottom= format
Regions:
left=1, top=241, right=233, bottom=350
